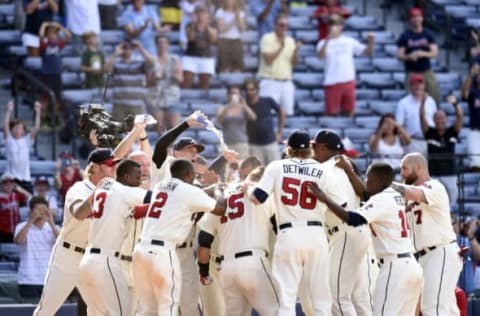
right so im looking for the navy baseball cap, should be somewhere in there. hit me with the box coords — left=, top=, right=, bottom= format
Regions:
left=287, top=130, right=311, bottom=149
left=87, top=148, right=119, bottom=165
left=313, top=130, right=344, bottom=150
left=174, top=137, right=205, bottom=153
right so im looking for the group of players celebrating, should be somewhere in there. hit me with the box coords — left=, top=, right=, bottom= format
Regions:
left=32, top=110, right=462, bottom=316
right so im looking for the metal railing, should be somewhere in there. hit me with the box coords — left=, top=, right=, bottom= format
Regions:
left=11, top=68, right=57, bottom=159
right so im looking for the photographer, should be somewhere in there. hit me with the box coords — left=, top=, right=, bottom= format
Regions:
left=104, top=39, right=154, bottom=122
left=461, top=64, right=480, bottom=172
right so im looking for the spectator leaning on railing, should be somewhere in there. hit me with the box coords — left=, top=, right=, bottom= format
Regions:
left=461, top=64, right=480, bottom=172
left=397, top=7, right=441, bottom=104
left=14, top=196, right=60, bottom=299
left=420, top=94, right=463, bottom=204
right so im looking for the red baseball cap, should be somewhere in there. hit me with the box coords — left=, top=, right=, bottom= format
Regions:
left=409, top=73, right=424, bottom=85
left=409, top=8, right=423, bottom=18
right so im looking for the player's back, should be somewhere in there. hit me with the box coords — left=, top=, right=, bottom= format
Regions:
left=257, top=158, right=329, bottom=224
left=321, top=157, right=360, bottom=227
left=213, top=186, right=274, bottom=257
left=141, top=178, right=217, bottom=245
left=361, top=188, right=414, bottom=258
left=406, top=179, right=456, bottom=250
left=88, top=178, right=146, bottom=251
left=60, top=180, right=95, bottom=245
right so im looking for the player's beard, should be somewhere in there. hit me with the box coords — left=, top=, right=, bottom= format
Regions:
left=403, top=171, right=418, bottom=185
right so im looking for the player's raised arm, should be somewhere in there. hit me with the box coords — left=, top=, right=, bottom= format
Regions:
left=71, top=193, right=94, bottom=220
left=391, top=182, right=427, bottom=204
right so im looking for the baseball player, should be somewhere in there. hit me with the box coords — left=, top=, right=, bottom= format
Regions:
left=77, top=159, right=148, bottom=315
left=133, top=159, right=226, bottom=315
left=392, top=152, right=463, bottom=316
left=250, top=130, right=333, bottom=315
left=33, top=148, right=117, bottom=316
left=311, top=130, right=373, bottom=316
left=309, top=162, right=423, bottom=316
left=197, top=166, right=279, bottom=316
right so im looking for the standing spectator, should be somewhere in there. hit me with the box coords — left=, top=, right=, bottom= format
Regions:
left=310, top=0, right=351, bottom=40
left=317, top=14, right=374, bottom=117
left=216, top=85, right=257, bottom=159
left=38, top=21, right=71, bottom=127
left=258, top=13, right=301, bottom=116
left=182, top=5, right=217, bottom=89
left=251, top=0, right=288, bottom=39
left=160, top=0, right=182, bottom=31
left=14, top=196, right=59, bottom=299
left=454, top=215, right=480, bottom=295
left=98, top=0, right=120, bottom=30
left=64, top=0, right=101, bottom=56
left=22, top=0, right=58, bottom=57
left=179, top=0, right=201, bottom=49
left=395, top=73, right=436, bottom=155
left=32, top=177, right=60, bottom=221
left=244, top=78, right=285, bottom=164
left=146, top=34, right=183, bottom=133
left=3, top=100, right=41, bottom=193
left=119, top=0, right=168, bottom=56
left=461, top=64, right=480, bottom=172
left=80, top=32, right=105, bottom=89
left=54, top=153, right=83, bottom=204
left=0, top=173, right=30, bottom=243
left=420, top=95, right=463, bottom=204
left=215, top=0, right=246, bottom=73
left=369, top=113, right=411, bottom=170
left=397, top=7, right=440, bottom=104
left=104, top=40, right=154, bottom=121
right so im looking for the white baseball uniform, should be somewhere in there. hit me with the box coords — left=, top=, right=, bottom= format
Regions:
left=405, top=179, right=462, bottom=316
left=79, top=178, right=146, bottom=315
left=133, top=178, right=217, bottom=316
left=299, top=156, right=374, bottom=316
left=356, top=187, right=423, bottom=316
left=254, top=158, right=332, bottom=316
left=33, top=180, right=94, bottom=316
left=199, top=186, right=279, bottom=316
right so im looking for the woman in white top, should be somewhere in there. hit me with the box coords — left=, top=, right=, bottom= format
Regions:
left=369, top=113, right=411, bottom=170
left=215, top=0, right=246, bottom=73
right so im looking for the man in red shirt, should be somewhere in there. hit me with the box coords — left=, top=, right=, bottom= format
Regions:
left=311, top=0, right=351, bottom=40
left=0, top=173, right=30, bottom=242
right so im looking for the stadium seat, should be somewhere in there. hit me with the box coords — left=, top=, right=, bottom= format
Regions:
left=344, top=128, right=372, bottom=142
left=0, top=243, right=20, bottom=262
left=354, top=58, right=375, bottom=73
left=244, top=56, right=258, bottom=71
left=356, top=116, right=380, bottom=129
left=62, top=89, right=100, bottom=106
left=166, top=31, right=180, bottom=44
left=297, top=44, right=317, bottom=58
left=99, top=30, right=124, bottom=44
left=62, top=57, right=81, bottom=72
left=436, top=72, right=461, bottom=94
left=62, top=72, right=85, bottom=89
left=208, top=89, right=227, bottom=103
left=318, top=117, right=354, bottom=129
left=289, top=16, right=312, bottom=30
left=361, top=31, right=396, bottom=44
left=295, top=89, right=311, bottom=101
left=289, top=5, right=317, bottom=16
left=381, top=89, right=405, bottom=101
left=0, top=30, right=22, bottom=44
left=285, top=116, right=318, bottom=128
left=311, top=89, right=325, bottom=101
left=304, top=56, right=324, bottom=71
left=218, top=73, right=254, bottom=86
left=383, top=44, right=398, bottom=57
left=373, top=58, right=404, bottom=72
left=295, top=30, right=318, bottom=44
left=297, top=101, right=324, bottom=115
left=358, top=73, right=397, bottom=89
left=369, top=100, right=397, bottom=115
left=242, top=31, right=258, bottom=44
left=293, top=73, right=323, bottom=89
left=352, top=158, right=368, bottom=173
left=354, top=100, right=372, bottom=115
left=0, top=262, right=16, bottom=273
left=111, top=86, right=147, bottom=100
left=190, top=102, right=221, bottom=117
left=345, top=16, right=381, bottom=31
left=8, top=46, right=27, bottom=57
left=356, top=89, right=380, bottom=100
left=24, top=57, right=41, bottom=70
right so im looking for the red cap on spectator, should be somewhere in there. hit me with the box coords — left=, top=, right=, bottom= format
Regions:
left=409, top=73, right=424, bottom=85
left=409, top=8, right=423, bottom=18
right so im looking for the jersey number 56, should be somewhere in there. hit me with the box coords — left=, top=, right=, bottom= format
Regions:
left=281, top=177, right=317, bottom=210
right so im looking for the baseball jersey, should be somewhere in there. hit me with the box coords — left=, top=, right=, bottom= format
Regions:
left=88, top=178, right=146, bottom=251
left=405, top=179, right=456, bottom=251
left=255, top=158, right=332, bottom=224
left=59, top=180, right=95, bottom=246
left=140, top=178, right=217, bottom=245
left=356, top=187, right=414, bottom=258
left=321, top=157, right=361, bottom=227
left=198, top=186, right=275, bottom=257
left=150, top=155, right=175, bottom=189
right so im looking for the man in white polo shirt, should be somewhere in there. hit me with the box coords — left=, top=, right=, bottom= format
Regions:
left=317, top=14, right=374, bottom=117
left=258, top=13, right=302, bottom=119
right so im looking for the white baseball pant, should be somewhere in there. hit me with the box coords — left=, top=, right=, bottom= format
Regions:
left=199, top=254, right=225, bottom=316
left=33, top=239, right=94, bottom=316
left=419, top=242, right=463, bottom=316
left=133, top=240, right=181, bottom=316
left=79, top=249, right=130, bottom=316
left=120, top=257, right=138, bottom=316
left=373, top=255, right=423, bottom=316
left=272, top=224, right=331, bottom=316
left=220, top=251, right=279, bottom=316
left=177, top=244, right=200, bottom=316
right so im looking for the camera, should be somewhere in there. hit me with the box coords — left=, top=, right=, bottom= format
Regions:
left=78, top=103, right=134, bottom=148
